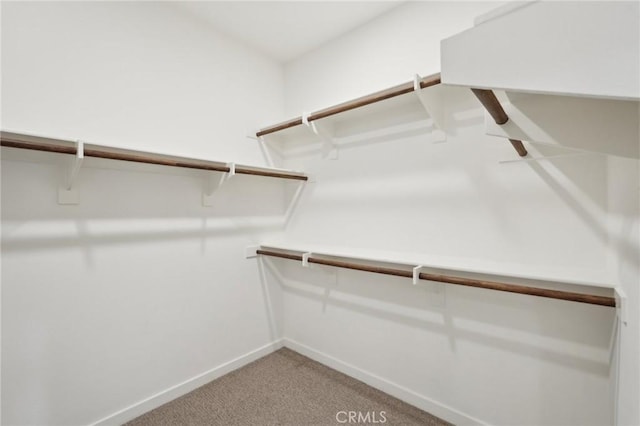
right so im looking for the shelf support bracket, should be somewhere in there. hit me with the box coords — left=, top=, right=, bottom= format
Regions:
left=247, top=128, right=279, bottom=167
left=302, top=252, right=312, bottom=267
left=414, top=74, right=446, bottom=142
left=257, top=136, right=275, bottom=168
left=245, top=245, right=260, bottom=259
left=202, top=162, right=236, bottom=207
left=58, top=140, right=84, bottom=205
left=303, top=112, right=338, bottom=160
left=413, top=265, right=425, bottom=285
left=615, top=287, right=627, bottom=326
left=284, top=179, right=308, bottom=227
left=471, top=88, right=528, bottom=157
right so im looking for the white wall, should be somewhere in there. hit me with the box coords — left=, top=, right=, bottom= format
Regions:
left=1, top=1, right=284, bottom=164
left=607, top=155, right=640, bottom=426
left=283, top=1, right=502, bottom=116
left=1, top=2, right=285, bottom=425
left=271, top=2, right=634, bottom=424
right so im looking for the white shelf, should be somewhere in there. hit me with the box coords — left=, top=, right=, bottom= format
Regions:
left=441, top=1, right=639, bottom=101
left=259, top=241, right=614, bottom=290
left=1, top=130, right=308, bottom=182
left=255, top=74, right=444, bottom=149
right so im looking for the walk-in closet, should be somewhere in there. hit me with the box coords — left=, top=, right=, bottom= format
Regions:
left=2, top=2, right=638, bottom=425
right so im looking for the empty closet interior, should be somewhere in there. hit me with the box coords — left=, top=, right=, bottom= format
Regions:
left=1, top=1, right=639, bottom=425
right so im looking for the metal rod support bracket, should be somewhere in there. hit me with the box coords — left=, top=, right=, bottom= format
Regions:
left=615, top=287, right=627, bottom=325
left=471, top=88, right=527, bottom=157
left=67, top=140, right=84, bottom=190
left=203, top=163, right=234, bottom=207
left=413, top=265, right=425, bottom=285
left=245, top=245, right=260, bottom=259
left=257, top=136, right=275, bottom=168
left=413, top=74, right=446, bottom=142
left=303, top=112, right=338, bottom=160
left=58, top=140, right=84, bottom=205
left=302, top=252, right=312, bottom=267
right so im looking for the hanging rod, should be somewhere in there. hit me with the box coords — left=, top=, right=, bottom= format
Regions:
left=1, top=134, right=308, bottom=181
left=257, top=249, right=615, bottom=307
left=471, top=88, right=528, bottom=157
left=256, top=73, right=441, bottom=137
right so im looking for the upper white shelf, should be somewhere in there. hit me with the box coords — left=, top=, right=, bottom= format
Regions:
left=255, top=72, right=533, bottom=158
left=441, top=1, right=639, bottom=101
left=255, top=73, right=442, bottom=139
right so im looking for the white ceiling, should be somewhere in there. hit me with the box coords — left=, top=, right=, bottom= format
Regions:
left=171, top=1, right=404, bottom=63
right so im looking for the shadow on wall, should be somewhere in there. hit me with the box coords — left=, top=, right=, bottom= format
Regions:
left=277, top=87, right=615, bottom=276
left=265, top=86, right=631, bottom=265
left=448, top=87, right=611, bottom=239
left=260, top=256, right=616, bottom=379
left=257, top=257, right=284, bottom=343
left=522, top=148, right=640, bottom=271
left=501, top=93, right=640, bottom=160
left=483, top=93, right=640, bottom=252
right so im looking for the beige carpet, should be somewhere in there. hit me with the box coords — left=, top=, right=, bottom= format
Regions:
left=126, top=348, right=451, bottom=426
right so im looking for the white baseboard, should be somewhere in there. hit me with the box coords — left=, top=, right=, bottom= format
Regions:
left=282, top=338, right=486, bottom=426
left=90, top=338, right=482, bottom=426
left=90, top=339, right=284, bottom=426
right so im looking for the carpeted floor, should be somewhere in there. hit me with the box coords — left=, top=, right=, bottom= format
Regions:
left=126, top=348, right=451, bottom=426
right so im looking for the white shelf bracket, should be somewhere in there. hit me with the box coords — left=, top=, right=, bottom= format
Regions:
left=413, top=265, right=424, bottom=285
left=245, top=245, right=259, bottom=259
left=303, top=112, right=338, bottom=160
left=615, top=287, right=627, bottom=326
left=58, top=140, right=84, bottom=205
left=414, top=74, right=446, bottom=142
left=202, top=162, right=235, bottom=207
left=283, top=179, right=308, bottom=227
left=66, top=140, right=84, bottom=190
left=302, top=252, right=312, bottom=267
left=257, top=136, right=275, bottom=168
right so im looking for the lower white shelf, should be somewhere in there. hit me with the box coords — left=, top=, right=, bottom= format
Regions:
left=253, top=243, right=616, bottom=308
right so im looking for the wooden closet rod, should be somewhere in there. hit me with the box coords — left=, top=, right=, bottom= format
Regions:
left=257, top=249, right=615, bottom=307
left=1, top=137, right=308, bottom=181
left=256, top=73, right=441, bottom=137
left=471, top=88, right=528, bottom=157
